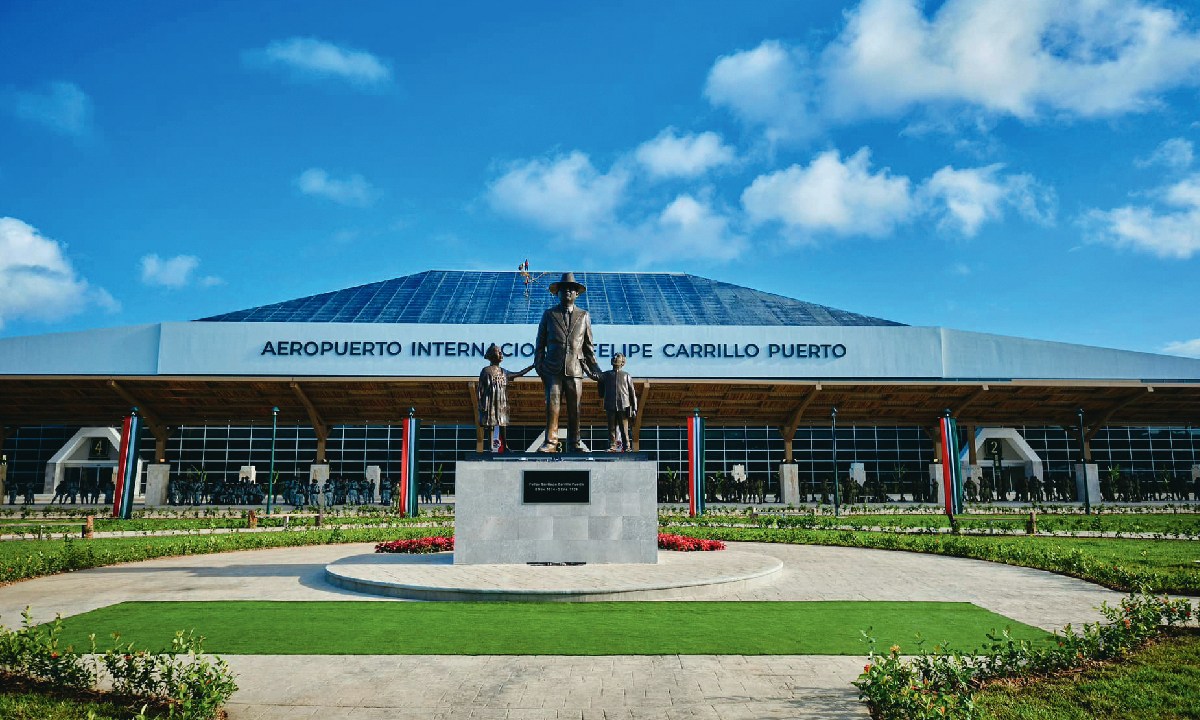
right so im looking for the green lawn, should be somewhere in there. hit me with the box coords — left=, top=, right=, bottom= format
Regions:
left=976, top=630, right=1200, bottom=720
left=52, top=600, right=1049, bottom=656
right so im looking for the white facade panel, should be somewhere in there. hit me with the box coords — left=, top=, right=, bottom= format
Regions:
left=157, top=322, right=944, bottom=379
left=2, top=320, right=1199, bottom=382
left=0, top=324, right=160, bottom=375
left=941, top=329, right=1200, bottom=381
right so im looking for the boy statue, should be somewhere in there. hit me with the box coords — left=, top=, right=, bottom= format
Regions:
left=597, top=352, right=638, bottom=452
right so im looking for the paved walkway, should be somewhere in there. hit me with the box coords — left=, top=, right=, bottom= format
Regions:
left=0, top=542, right=1126, bottom=719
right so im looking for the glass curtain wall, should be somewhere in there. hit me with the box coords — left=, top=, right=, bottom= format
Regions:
left=3, top=424, right=1197, bottom=502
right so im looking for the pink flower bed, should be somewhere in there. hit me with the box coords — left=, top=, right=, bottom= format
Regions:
left=375, top=536, right=454, bottom=554
left=657, top=533, right=725, bottom=551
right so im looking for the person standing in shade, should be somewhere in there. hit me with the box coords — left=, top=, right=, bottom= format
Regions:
left=597, top=352, right=638, bottom=452
left=476, top=343, right=533, bottom=453
left=534, top=272, right=602, bottom=453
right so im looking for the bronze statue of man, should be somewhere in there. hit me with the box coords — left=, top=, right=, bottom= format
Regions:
left=534, top=272, right=601, bottom=452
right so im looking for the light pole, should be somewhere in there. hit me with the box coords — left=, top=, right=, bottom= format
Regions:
left=831, top=406, right=840, bottom=517
left=1077, top=407, right=1090, bottom=515
left=268, top=406, right=279, bottom=515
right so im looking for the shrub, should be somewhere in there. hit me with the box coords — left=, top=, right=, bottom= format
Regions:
left=0, top=608, right=95, bottom=690
left=854, top=590, right=1196, bottom=720
left=1, top=609, right=238, bottom=720
left=103, top=631, right=237, bottom=720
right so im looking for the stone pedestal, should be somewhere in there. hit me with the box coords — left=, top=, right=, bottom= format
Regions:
left=310, top=464, right=330, bottom=506
left=145, top=464, right=170, bottom=506
left=929, top=464, right=945, bottom=505
left=779, top=464, right=800, bottom=505
left=365, top=466, right=381, bottom=503
left=849, top=462, right=866, bottom=486
left=454, top=458, right=657, bottom=565
left=1074, top=463, right=1100, bottom=506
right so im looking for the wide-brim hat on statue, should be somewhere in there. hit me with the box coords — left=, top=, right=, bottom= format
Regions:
left=548, top=272, right=586, bottom=294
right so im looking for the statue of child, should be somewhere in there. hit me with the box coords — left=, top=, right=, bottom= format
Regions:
left=597, top=353, right=638, bottom=452
left=477, top=343, right=534, bottom=452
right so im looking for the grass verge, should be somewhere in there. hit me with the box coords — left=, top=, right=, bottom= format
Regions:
left=975, top=629, right=1200, bottom=720
left=663, top=525, right=1200, bottom=595
left=51, top=600, right=1049, bottom=656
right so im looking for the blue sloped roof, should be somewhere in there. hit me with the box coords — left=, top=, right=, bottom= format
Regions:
left=198, top=271, right=904, bottom=326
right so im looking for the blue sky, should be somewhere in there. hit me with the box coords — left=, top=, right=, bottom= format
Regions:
left=2, top=0, right=1199, bottom=357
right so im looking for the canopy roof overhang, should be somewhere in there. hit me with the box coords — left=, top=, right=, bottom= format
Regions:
left=0, top=375, right=1195, bottom=432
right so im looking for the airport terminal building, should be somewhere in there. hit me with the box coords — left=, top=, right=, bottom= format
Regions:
left=1, top=270, right=1199, bottom=503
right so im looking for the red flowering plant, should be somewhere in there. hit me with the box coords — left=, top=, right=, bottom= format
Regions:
left=375, top=536, right=454, bottom=554
left=657, top=533, right=725, bottom=551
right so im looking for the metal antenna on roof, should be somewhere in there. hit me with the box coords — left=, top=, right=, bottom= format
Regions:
left=518, top=259, right=550, bottom=301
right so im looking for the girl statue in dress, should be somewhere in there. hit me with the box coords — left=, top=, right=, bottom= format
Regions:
left=477, top=343, right=534, bottom=452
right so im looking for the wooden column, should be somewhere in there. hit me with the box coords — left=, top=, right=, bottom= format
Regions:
left=469, top=382, right=484, bottom=452
left=779, top=384, right=820, bottom=464
left=291, top=382, right=329, bottom=463
left=966, top=425, right=977, bottom=465
left=155, top=434, right=168, bottom=463
left=630, top=382, right=651, bottom=452
left=931, top=425, right=944, bottom=464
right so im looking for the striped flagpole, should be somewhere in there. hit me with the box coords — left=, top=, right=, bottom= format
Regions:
left=687, top=410, right=705, bottom=517
left=112, top=414, right=133, bottom=518
left=949, top=417, right=964, bottom=514
left=112, top=410, right=142, bottom=520
left=400, top=408, right=420, bottom=517
left=939, top=412, right=961, bottom=517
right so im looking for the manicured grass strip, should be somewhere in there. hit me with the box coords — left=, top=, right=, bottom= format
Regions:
left=53, top=600, right=1049, bottom=656
left=664, top=525, right=1200, bottom=595
left=975, top=629, right=1200, bottom=720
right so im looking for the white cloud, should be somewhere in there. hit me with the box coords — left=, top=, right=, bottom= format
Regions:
left=0, top=217, right=117, bottom=328
left=634, top=128, right=736, bottom=179
left=1161, top=338, right=1200, bottom=358
left=634, top=195, right=745, bottom=263
left=139, top=254, right=220, bottom=288
left=295, top=168, right=379, bottom=207
left=1085, top=173, right=1200, bottom=259
left=1136, top=137, right=1194, bottom=170
left=706, top=0, right=1200, bottom=141
left=9, top=82, right=93, bottom=136
left=741, top=148, right=912, bottom=237
left=249, top=37, right=391, bottom=86
left=920, top=164, right=1055, bottom=236
left=704, top=41, right=814, bottom=143
left=487, top=151, right=627, bottom=238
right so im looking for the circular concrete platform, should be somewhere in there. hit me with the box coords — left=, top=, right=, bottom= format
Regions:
left=324, top=550, right=783, bottom=601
